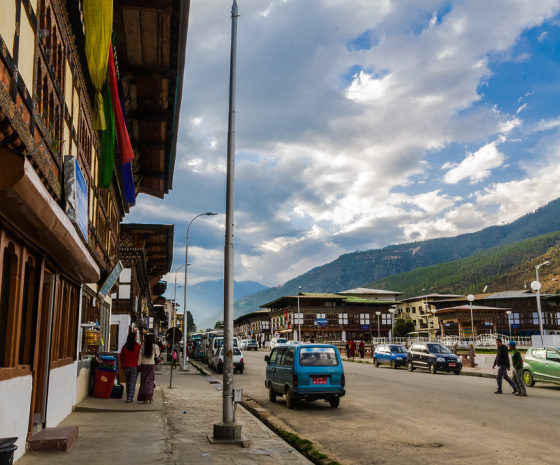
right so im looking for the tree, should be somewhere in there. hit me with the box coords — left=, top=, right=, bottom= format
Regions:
left=186, top=311, right=197, bottom=334
left=214, top=320, right=224, bottom=329
left=393, top=318, right=415, bottom=337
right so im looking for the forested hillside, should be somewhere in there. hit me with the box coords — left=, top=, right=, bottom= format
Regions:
left=234, top=198, right=560, bottom=317
left=367, top=232, right=560, bottom=298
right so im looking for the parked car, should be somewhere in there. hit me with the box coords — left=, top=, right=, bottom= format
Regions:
left=286, top=340, right=303, bottom=346
left=269, top=337, right=288, bottom=350
left=213, top=347, right=244, bottom=374
left=264, top=344, right=345, bottom=409
left=209, top=336, right=239, bottom=369
left=239, top=339, right=249, bottom=349
left=407, top=342, right=462, bottom=374
left=373, top=343, right=408, bottom=369
left=246, top=339, right=259, bottom=351
left=523, top=346, right=560, bottom=387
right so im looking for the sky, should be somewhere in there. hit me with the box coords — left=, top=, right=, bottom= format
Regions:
left=125, top=0, right=560, bottom=306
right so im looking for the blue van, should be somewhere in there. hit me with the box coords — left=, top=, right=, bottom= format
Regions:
left=264, top=344, right=345, bottom=408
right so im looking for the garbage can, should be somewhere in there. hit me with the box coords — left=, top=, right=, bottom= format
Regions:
left=0, top=437, right=17, bottom=465
left=93, top=368, right=118, bottom=398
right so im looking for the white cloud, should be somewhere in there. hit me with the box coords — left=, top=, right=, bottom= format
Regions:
left=443, top=143, right=506, bottom=184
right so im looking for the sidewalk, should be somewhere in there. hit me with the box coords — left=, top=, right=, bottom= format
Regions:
left=17, top=364, right=312, bottom=465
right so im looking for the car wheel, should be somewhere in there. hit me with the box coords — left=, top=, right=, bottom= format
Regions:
left=329, top=397, right=340, bottom=408
left=373, top=358, right=379, bottom=367
left=454, top=370, right=461, bottom=375
left=523, top=369, right=535, bottom=387
left=285, top=388, right=297, bottom=409
left=268, top=384, right=276, bottom=403
left=391, top=360, right=397, bottom=369
left=429, top=363, right=437, bottom=374
left=407, top=361, right=415, bottom=372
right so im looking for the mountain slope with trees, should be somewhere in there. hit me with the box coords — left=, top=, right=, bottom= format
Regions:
left=234, top=198, right=560, bottom=316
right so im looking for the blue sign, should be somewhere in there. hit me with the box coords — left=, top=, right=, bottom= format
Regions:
left=511, top=324, right=520, bottom=329
left=314, top=318, right=328, bottom=326
left=361, top=325, right=370, bottom=330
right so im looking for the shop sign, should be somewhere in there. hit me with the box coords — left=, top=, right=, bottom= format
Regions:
left=314, top=318, right=328, bottom=326
left=361, top=325, right=370, bottom=330
left=511, top=324, right=520, bottom=329
left=98, top=261, right=123, bottom=299
left=64, top=156, right=89, bottom=241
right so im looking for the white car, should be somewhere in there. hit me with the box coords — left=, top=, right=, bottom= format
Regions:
left=213, top=347, right=244, bottom=374
left=269, top=337, right=288, bottom=350
left=239, top=339, right=249, bottom=349
left=286, top=340, right=303, bottom=346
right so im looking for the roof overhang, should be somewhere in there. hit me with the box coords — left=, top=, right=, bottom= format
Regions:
left=0, top=149, right=100, bottom=283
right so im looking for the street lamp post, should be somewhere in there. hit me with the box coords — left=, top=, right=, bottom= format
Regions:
left=181, top=211, right=217, bottom=371
left=431, top=307, right=438, bottom=342
left=297, top=286, right=302, bottom=342
left=376, top=311, right=381, bottom=341
left=425, top=298, right=431, bottom=342
left=170, top=265, right=185, bottom=388
left=388, top=306, right=396, bottom=341
left=506, top=310, right=512, bottom=339
left=467, top=294, right=475, bottom=344
left=532, top=260, right=550, bottom=346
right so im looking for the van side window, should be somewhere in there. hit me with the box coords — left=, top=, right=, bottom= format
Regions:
left=269, top=349, right=278, bottom=364
left=277, top=348, right=287, bottom=365
left=284, top=349, right=294, bottom=367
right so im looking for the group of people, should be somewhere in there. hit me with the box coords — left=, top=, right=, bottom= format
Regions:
left=345, top=340, right=366, bottom=359
left=119, top=332, right=161, bottom=403
left=492, top=338, right=527, bottom=396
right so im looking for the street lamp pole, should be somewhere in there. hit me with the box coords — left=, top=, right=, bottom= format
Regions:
left=467, top=294, right=475, bottom=344
left=297, top=286, right=302, bottom=342
left=506, top=310, right=512, bottom=339
left=181, top=212, right=217, bottom=371
left=376, top=311, right=381, bottom=341
left=388, top=306, right=396, bottom=341
left=532, top=260, right=550, bottom=346
left=170, top=265, right=185, bottom=388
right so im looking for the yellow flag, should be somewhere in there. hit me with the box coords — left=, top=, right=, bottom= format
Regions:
left=83, top=0, right=113, bottom=130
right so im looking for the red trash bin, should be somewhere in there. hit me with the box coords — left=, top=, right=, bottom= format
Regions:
left=93, top=368, right=118, bottom=398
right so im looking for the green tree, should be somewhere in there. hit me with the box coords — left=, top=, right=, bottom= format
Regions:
left=186, top=311, right=197, bottom=334
left=393, top=318, right=415, bottom=337
left=214, top=320, right=224, bottom=329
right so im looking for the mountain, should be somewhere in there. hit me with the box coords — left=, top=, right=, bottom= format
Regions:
left=189, top=279, right=268, bottom=329
left=367, top=231, right=560, bottom=298
left=234, top=197, right=560, bottom=315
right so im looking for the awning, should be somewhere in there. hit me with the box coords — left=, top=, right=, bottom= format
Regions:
left=0, top=149, right=100, bottom=283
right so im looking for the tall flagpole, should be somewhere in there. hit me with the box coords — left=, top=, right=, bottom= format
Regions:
left=213, top=0, right=242, bottom=442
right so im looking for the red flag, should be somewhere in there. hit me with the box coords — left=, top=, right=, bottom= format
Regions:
left=285, top=308, right=289, bottom=329
left=108, top=43, right=134, bottom=164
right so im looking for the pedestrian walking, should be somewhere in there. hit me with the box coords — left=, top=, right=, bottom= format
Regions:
left=508, top=340, right=527, bottom=397
left=137, top=333, right=160, bottom=403
left=349, top=339, right=356, bottom=360
left=359, top=340, right=365, bottom=358
left=119, top=332, right=141, bottom=403
left=492, top=338, right=517, bottom=394
left=345, top=341, right=350, bottom=357
left=172, top=348, right=178, bottom=368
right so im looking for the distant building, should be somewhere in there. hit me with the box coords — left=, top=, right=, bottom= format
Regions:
left=234, top=309, right=271, bottom=345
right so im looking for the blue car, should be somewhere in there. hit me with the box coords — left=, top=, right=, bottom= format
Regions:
left=373, top=343, right=408, bottom=369
left=264, top=344, right=345, bottom=408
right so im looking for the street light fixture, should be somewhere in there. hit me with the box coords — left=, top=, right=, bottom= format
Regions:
left=467, top=294, right=475, bottom=344
left=181, top=211, right=218, bottom=372
left=506, top=310, right=512, bottom=339
left=296, top=286, right=302, bottom=342
left=532, top=260, right=549, bottom=346
left=376, top=311, right=381, bottom=341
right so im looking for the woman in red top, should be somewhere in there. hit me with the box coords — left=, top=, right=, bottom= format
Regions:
left=120, top=333, right=141, bottom=402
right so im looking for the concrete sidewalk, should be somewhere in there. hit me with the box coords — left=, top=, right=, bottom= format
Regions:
left=17, top=364, right=312, bottom=465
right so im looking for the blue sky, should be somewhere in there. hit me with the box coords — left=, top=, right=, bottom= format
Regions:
left=126, top=0, right=560, bottom=309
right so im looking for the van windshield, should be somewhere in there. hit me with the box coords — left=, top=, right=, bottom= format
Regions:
left=299, top=347, right=339, bottom=366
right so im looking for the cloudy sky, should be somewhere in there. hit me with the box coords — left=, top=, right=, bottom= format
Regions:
left=126, top=0, right=560, bottom=303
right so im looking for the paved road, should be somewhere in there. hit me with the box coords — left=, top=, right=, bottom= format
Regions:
left=231, top=350, right=560, bottom=465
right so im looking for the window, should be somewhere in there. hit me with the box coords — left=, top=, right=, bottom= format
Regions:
left=510, top=313, right=520, bottom=325
left=299, top=347, right=338, bottom=366
left=0, top=241, right=19, bottom=367
left=360, top=314, right=370, bottom=325
left=546, top=349, right=560, bottom=362
left=316, top=313, right=326, bottom=319
left=382, top=314, right=391, bottom=325
left=412, top=307, right=416, bottom=314
left=293, top=313, right=304, bottom=325
left=284, top=349, right=294, bottom=367
left=532, top=349, right=545, bottom=359
left=338, top=313, right=348, bottom=324
left=533, top=312, right=539, bottom=325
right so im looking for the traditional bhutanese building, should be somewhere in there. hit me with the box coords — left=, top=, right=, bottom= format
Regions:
left=0, top=1, right=188, bottom=459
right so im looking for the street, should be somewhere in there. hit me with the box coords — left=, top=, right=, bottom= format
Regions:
left=216, top=350, right=560, bottom=465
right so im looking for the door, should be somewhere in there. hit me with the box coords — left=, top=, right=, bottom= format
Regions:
left=266, top=348, right=279, bottom=391
left=31, top=270, right=55, bottom=429
left=543, top=348, right=560, bottom=383
left=529, top=348, right=547, bottom=381
left=271, top=348, right=287, bottom=392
